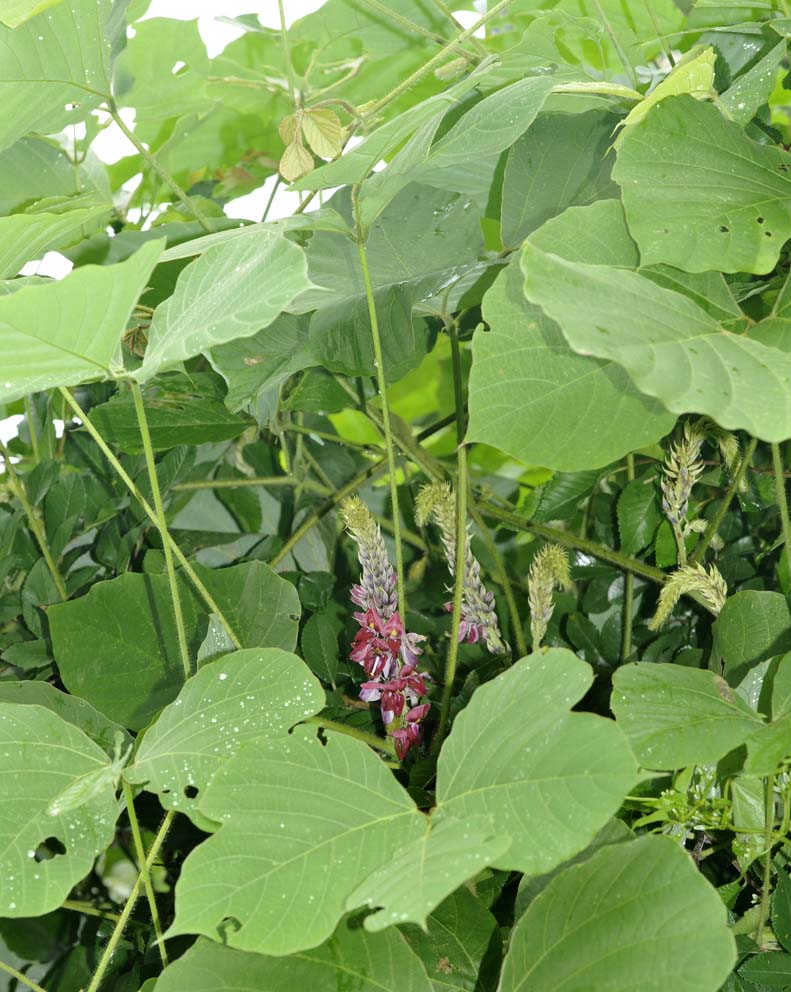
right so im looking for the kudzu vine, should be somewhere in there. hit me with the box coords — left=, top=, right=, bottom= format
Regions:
left=4, top=1, right=791, bottom=990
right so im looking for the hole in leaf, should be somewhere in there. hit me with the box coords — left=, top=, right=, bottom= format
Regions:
left=35, top=837, right=67, bottom=861
left=316, top=726, right=329, bottom=746
left=184, top=785, right=199, bottom=799
left=217, top=916, right=242, bottom=944
left=766, top=231, right=773, bottom=237
left=171, top=60, right=187, bottom=75
left=719, top=225, right=729, bottom=233
left=757, top=216, right=765, bottom=224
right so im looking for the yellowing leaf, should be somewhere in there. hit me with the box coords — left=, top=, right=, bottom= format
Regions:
left=278, top=113, right=298, bottom=145
left=301, top=108, right=344, bottom=160
left=280, top=139, right=314, bottom=182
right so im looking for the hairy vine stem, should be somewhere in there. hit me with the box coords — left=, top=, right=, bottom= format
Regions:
left=58, top=387, right=242, bottom=648
left=122, top=781, right=168, bottom=967
left=108, top=101, right=214, bottom=233
left=358, top=0, right=513, bottom=120
left=131, top=382, right=191, bottom=680
left=0, top=439, right=68, bottom=602
left=85, top=810, right=174, bottom=992
left=353, top=185, right=406, bottom=619
left=359, top=0, right=478, bottom=63
left=756, top=774, right=776, bottom=948
left=0, top=960, right=47, bottom=992
left=772, top=442, right=791, bottom=581
left=304, top=716, right=396, bottom=755
left=621, top=453, right=635, bottom=663
left=172, top=475, right=330, bottom=495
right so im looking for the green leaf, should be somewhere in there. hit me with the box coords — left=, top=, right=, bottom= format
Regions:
left=0, top=199, right=110, bottom=279
left=210, top=313, right=313, bottom=411
left=435, top=649, right=637, bottom=875
left=618, top=477, right=662, bottom=555
left=408, top=76, right=555, bottom=194
left=521, top=203, right=791, bottom=441
left=347, top=815, right=511, bottom=931
left=305, top=185, right=484, bottom=383
left=739, top=951, right=791, bottom=987
left=0, top=703, right=120, bottom=917
left=155, top=926, right=432, bottom=992
left=744, top=712, right=791, bottom=775
left=0, top=240, right=163, bottom=406
left=138, top=231, right=313, bottom=380
left=113, top=18, right=210, bottom=125
left=300, top=612, right=339, bottom=685
left=48, top=570, right=207, bottom=731
left=0, top=0, right=63, bottom=27
left=168, top=727, right=425, bottom=954
left=49, top=561, right=301, bottom=730
left=88, top=385, right=250, bottom=453
left=613, top=96, right=791, bottom=274
left=468, top=261, right=673, bottom=472
left=720, top=40, right=786, bottom=126
left=126, top=648, right=324, bottom=827
left=0, top=681, right=130, bottom=757
left=498, top=835, right=735, bottom=992
left=501, top=110, right=619, bottom=248
left=611, top=663, right=763, bottom=769
left=773, top=868, right=791, bottom=953
left=713, top=591, right=791, bottom=685
left=401, top=887, right=498, bottom=992
left=0, top=0, right=115, bottom=153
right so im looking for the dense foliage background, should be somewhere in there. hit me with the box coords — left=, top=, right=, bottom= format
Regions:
left=5, top=0, right=791, bottom=989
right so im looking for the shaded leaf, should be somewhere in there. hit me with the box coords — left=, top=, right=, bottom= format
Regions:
left=155, top=926, right=432, bottom=992
left=613, top=96, right=791, bottom=274
left=611, top=663, right=763, bottom=769
left=498, top=835, right=735, bottom=992
left=714, top=591, right=791, bottom=685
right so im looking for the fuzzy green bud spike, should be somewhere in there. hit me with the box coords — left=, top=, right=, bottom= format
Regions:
left=340, top=495, right=398, bottom=619
left=648, top=562, right=727, bottom=631
left=527, top=543, right=573, bottom=652
left=661, top=420, right=707, bottom=529
left=416, top=482, right=506, bottom=654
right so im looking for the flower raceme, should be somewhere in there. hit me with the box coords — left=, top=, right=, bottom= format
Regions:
left=415, top=482, right=506, bottom=654
left=341, top=497, right=429, bottom=759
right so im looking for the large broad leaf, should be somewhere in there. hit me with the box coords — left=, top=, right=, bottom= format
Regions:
left=613, top=95, right=791, bottom=274
left=501, top=110, right=619, bottom=248
left=498, top=835, right=735, bottom=992
left=154, top=926, right=432, bottom=992
left=0, top=240, right=163, bottom=406
left=0, top=703, right=120, bottom=917
left=713, top=591, right=791, bottom=686
left=49, top=561, right=300, bottom=730
left=49, top=570, right=207, bottom=731
left=0, top=199, right=110, bottom=279
left=138, top=231, right=313, bottom=381
left=167, top=727, right=425, bottom=955
left=435, top=649, right=638, bottom=875
left=407, top=76, right=555, bottom=197
left=210, top=313, right=313, bottom=411
left=346, top=815, right=510, bottom=931
left=467, top=260, right=673, bottom=471
left=0, top=0, right=116, bottom=153
left=302, top=185, right=485, bottom=382
left=0, top=0, right=63, bottom=28
left=521, top=203, right=791, bottom=441
left=126, top=649, right=324, bottom=827
left=401, top=887, right=499, bottom=992
left=0, top=681, right=130, bottom=757
left=611, top=663, right=764, bottom=769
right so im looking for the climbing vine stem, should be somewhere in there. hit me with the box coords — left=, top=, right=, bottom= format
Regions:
left=131, top=381, right=191, bottom=680
left=352, top=184, right=406, bottom=619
